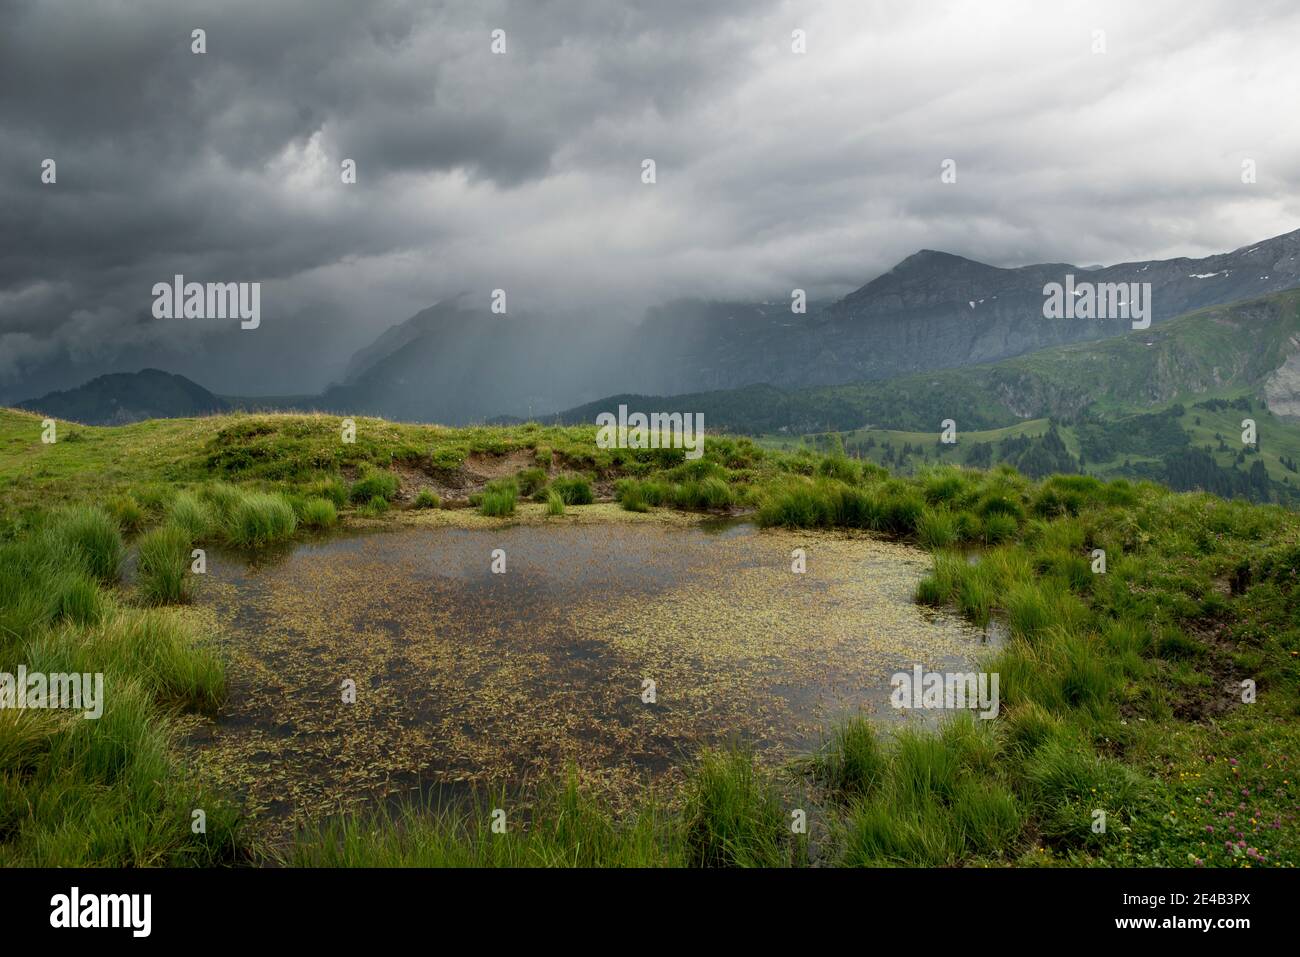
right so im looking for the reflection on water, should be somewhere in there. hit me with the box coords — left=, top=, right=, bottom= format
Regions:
left=188, top=521, right=994, bottom=831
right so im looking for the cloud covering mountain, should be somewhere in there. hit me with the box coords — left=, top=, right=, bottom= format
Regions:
left=3, top=0, right=1300, bottom=403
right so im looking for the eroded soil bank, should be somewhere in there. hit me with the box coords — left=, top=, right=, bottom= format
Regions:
left=183, top=512, right=992, bottom=835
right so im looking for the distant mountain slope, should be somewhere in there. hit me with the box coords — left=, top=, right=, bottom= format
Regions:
left=552, top=287, right=1300, bottom=506
left=733, top=228, right=1300, bottom=389
left=551, top=287, right=1300, bottom=434
left=329, top=227, right=1300, bottom=422
left=17, top=369, right=229, bottom=425
left=19, top=229, right=1300, bottom=428
left=316, top=299, right=630, bottom=425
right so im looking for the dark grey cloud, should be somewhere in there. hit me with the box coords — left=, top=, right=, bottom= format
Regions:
left=1, top=0, right=1298, bottom=401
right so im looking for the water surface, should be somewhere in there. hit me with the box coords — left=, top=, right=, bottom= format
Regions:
left=187, top=521, right=992, bottom=828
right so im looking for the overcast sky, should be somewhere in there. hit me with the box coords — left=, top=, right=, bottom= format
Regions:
left=2, top=0, right=1299, bottom=401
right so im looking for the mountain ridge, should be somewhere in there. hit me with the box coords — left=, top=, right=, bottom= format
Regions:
left=16, top=368, right=229, bottom=426
left=12, top=227, right=1300, bottom=427
left=548, top=286, right=1300, bottom=435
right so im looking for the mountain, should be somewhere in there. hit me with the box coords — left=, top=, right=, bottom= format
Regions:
left=551, top=288, right=1300, bottom=504
left=697, top=229, right=1300, bottom=390
left=316, top=298, right=630, bottom=425
left=16, top=369, right=229, bottom=425
left=17, top=228, right=1300, bottom=428
left=552, top=287, right=1300, bottom=434
left=330, top=228, right=1300, bottom=423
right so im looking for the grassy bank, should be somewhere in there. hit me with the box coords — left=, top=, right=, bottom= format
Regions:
left=0, top=505, right=238, bottom=864
left=1, top=407, right=1296, bottom=867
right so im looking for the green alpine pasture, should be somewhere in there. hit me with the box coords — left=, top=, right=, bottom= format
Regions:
left=0, top=406, right=1296, bottom=867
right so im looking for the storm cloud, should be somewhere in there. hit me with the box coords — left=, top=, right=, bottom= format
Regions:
left=2, top=0, right=1299, bottom=401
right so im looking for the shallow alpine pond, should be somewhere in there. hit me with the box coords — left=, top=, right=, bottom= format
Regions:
left=183, top=518, right=994, bottom=835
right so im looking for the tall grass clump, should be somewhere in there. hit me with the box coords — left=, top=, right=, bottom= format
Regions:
left=305, top=476, right=349, bottom=508
left=915, top=552, right=965, bottom=607
left=515, top=468, right=548, bottom=496
left=106, top=495, right=146, bottom=533
left=1003, top=581, right=1063, bottom=642
left=550, top=476, right=594, bottom=506
left=32, top=608, right=227, bottom=715
left=0, top=538, right=72, bottom=641
left=814, top=717, right=886, bottom=798
left=756, top=480, right=835, bottom=528
left=412, top=488, right=441, bottom=509
left=673, top=476, right=733, bottom=510
left=167, top=491, right=213, bottom=540
left=836, top=722, right=1021, bottom=866
left=922, top=468, right=974, bottom=506
left=818, top=454, right=861, bottom=484
left=545, top=489, right=565, bottom=516
left=917, top=507, right=957, bottom=548
left=225, top=491, right=298, bottom=547
left=957, top=569, right=997, bottom=627
left=682, top=747, right=788, bottom=867
left=479, top=479, right=518, bottom=517
left=50, top=506, right=124, bottom=583
left=287, top=777, right=684, bottom=867
left=49, top=569, right=106, bottom=626
left=198, top=482, right=244, bottom=521
left=135, top=523, right=193, bottom=605
left=0, top=551, right=236, bottom=866
left=299, top=497, right=338, bottom=528
left=878, top=488, right=926, bottom=534
left=1021, top=739, right=1147, bottom=845
left=615, top=480, right=650, bottom=512
left=349, top=467, right=399, bottom=504
left=983, top=512, right=1019, bottom=544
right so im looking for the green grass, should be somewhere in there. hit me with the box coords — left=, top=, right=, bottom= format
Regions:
left=680, top=746, right=793, bottom=867
left=286, top=776, right=684, bottom=867
left=0, top=506, right=236, bottom=866
left=135, top=523, right=193, bottom=605
left=479, top=479, right=518, bottom=517
left=305, top=476, right=349, bottom=508
left=298, top=496, right=338, bottom=528
left=917, top=507, right=957, bottom=548
left=2, top=404, right=1298, bottom=868
left=106, top=494, right=146, bottom=533
left=674, top=476, right=732, bottom=510
left=550, top=476, right=594, bottom=506
left=412, top=488, right=441, bottom=509
left=51, top=505, right=124, bottom=582
left=349, top=467, right=399, bottom=504
left=515, top=468, right=548, bottom=496
left=167, top=491, right=213, bottom=540
left=225, top=491, right=298, bottom=547
left=813, top=716, right=886, bottom=798
left=615, top=479, right=650, bottom=512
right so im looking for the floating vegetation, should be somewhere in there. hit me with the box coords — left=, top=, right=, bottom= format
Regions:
left=190, top=520, right=987, bottom=840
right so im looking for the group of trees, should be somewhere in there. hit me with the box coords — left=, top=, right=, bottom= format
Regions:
left=1136, top=449, right=1277, bottom=504
left=816, top=404, right=1295, bottom=505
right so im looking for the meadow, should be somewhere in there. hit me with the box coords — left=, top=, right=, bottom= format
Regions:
left=0, top=406, right=1296, bottom=867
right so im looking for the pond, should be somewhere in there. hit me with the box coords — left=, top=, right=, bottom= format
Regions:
left=185, top=519, right=995, bottom=832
